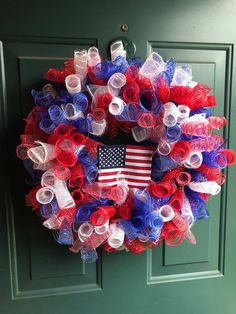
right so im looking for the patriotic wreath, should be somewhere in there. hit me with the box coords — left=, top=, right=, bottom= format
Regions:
left=16, top=42, right=235, bottom=263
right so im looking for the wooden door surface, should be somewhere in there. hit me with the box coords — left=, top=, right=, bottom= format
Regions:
left=0, top=1, right=236, bottom=313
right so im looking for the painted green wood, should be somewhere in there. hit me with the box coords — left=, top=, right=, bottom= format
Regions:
left=0, top=1, right=236, bottom=314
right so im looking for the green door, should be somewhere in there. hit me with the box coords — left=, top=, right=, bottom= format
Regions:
left=1, top=1, right=236, bottom=313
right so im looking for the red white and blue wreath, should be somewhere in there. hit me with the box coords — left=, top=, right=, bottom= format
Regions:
left=16, top=42, right=235, bottom=263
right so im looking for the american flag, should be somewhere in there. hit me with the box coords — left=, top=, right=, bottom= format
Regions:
left=98, top=145, right=154, bottom=188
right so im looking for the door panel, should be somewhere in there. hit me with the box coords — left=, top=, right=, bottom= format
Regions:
left=0, top=1, right=236, bottom=314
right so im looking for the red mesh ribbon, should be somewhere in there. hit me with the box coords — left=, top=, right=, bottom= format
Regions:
left=87, top=66, right=106, bottom=85
left=149, top=181, right=176, bottom=198
left=56, top=206, right=77, bottom=227
left=136, top=75, right=153, bottom=91
left=85, top=137, right=104, bottom=155
left=118, top=121, right=135, bottom=134
left=106, top=113, right=120, bottom=138
left=153, top=77, right=170, bottom=104
left=219, top=149, right=236, bottom=166
left=24, top=107, right=49, bottom=142
left=69, top=237, right=84, bottom=253
left=175, top=171, right=192, bottom=186
left=85, top=231, right=110, bottom=250
left=71, top=189, right=85, bottom=205
left=103, top=242, right=118, bottom=253
left=168, top=188, right=184, bottom=212
left=96, top=92, right=113, bottom=109
left=162, top=222, right=185, bottom=246
left=170, top=141, right=190, bottom=162
left=196, top=164, right=225, bottom=184
left=25, top=185, right=42, bottom=210
left=125, top=65, right=139, bottom=83
left=55, top=137, right=77, bottom=168
left=53, top=164, right=71, bottom=180
left=68, top=164, right=84, bottom=188
left=16, top=143, right=34, bottom=160
left=44, top=68, right=72, bottom=83
left=92, top=108, right=106, bottom=121
left=116, top=195, right=134, bottom=220
left=170, top=84, right=216, bottom=110
left=122, top=82, right=140, bottom=104
left=161, top=166, right=185, bottom=182
left=208, top=116, right=227, bottom=130
left=125, top=239, right=147, bottom=254
left=90, top=206, right=116, bottom=226
left=48, top=124, right=75, bottom=145
left=71, top=132, right=86, bottom=146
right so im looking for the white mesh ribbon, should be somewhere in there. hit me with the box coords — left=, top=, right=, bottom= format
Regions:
left=139, top=52, right=165, bottom=80
left=90, top=118, right=107, bottom=136
left=87, top=47, right=101, bottom=67
left=61, top=103, right=84, bottom=120
left=157, top=139, right=174, bottom=156
left=131, top=126, right=151, bottom=142
left=110, top=40, right=126, bottom=62
left=78, top=222, right=94, bottom=242
left=158, top=205, right=175, bottom=222
left=188, top=181, right=221, bottom=195
left=108, top=223, right=125, bottom=248
left=27, top=141, right=56, bottom=164
left=74, top=49, right=88, bottom=82
left=33, top=160, right=55, bottom=171
left=163, top=102, right=179, bottom=127
left=41, top=169, right=75, bottom=209
left=109, top=97, right=125, bottom=115
left=171, top=66, right=192, bottom=86
left=177, top=105, right=190, bottom=122
left=183, top=152, right=203, bottom=169
left=65, top=74, right=81, bottom=95
left=181, top=192, right=195, bottom=228
left=95, top=220, right=110, bottom=235
left=108, top=72, right=126, bottom=96
left=36, top=187, right=55, bottom=204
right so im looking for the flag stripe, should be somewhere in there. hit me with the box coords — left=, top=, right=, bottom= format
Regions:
left=99, top=168, right=152, bottom=174
left=125, top=161, right=152, bottom=167
left=98, top=174, right=151, bottom=180
left=98, top=171, right=150, bottom=178
left=126, top=148, right=153, bottom=154
left=101, top=181, right=149, bottom=187
left=125, top=154, right=152, bottom=160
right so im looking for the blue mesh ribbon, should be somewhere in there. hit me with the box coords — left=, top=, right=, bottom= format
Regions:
left=203, top=151, right=227, bottom=169
left=73, top=117, right=92, bottom=133
left=80, top=247, right=98, bottom=263
left=73, top=92, right=88, bottom=112
left=139, top=89, right=161, bottom=113
left=120, top=219, right=138, bottom=240
left=190, top=107, right=212, bottom=118
left=152, top=155, right=179, bottom=173
left=31, top=89, right=55, bottom=108
left=56, top=228, right=74, bottom=245
left=144, top=211, right=164, bottom=229
left=40, top=198, right=58, bottom=218
left=48, top=105, right=67, bottom=125
left=39, top=118, right=56, bottom=134
left=184, top=186, right=209, bottom=220
left=166, top=124, right=182, bottom=142
left=92, top=56, right=128, bottom=81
